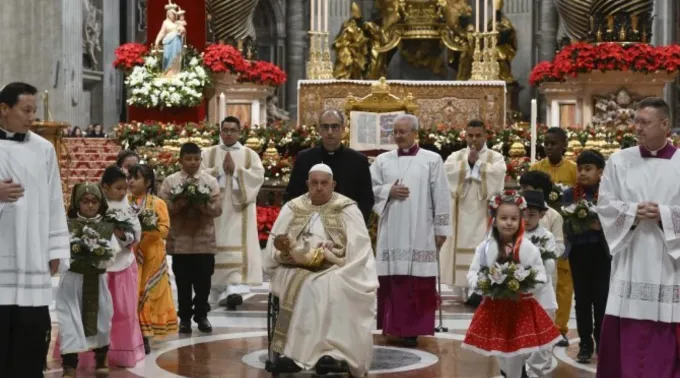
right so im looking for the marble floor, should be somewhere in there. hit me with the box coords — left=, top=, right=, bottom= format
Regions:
left=42, top=260, right=597, bottom=378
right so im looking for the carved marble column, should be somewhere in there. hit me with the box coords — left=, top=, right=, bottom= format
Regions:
left=502, top=0, right=534, bottom=117
left=286, top=0, right=305, bottom=119
left=103, top=0, right=122, bottom=128
left=61, top=0, right=86, bottom=128
left=329, top=0, right=351, bottom=62
left=0, top=0, right=65, bottom=121
left=538, top=0, right=558, bottom=62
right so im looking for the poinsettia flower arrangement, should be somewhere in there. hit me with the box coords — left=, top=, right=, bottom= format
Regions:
left=530, top=42, right=680, bottom=86
left=202, top=43, right=249, bottom=74
left=239, top=61, right=288, bottom=86
left=113, top=43, right=148, bottom=71
left=257, top=206, right=281, bottom=241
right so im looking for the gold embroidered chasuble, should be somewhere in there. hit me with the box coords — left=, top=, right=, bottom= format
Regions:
left=440, top=146, right=506, bottom=287
left=201, top=143, right=265, bottom=290
left=263, top=193, right=379, bottom=377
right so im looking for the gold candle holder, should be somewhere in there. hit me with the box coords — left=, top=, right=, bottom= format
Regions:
left=318, top=32, right=334, bottom=79
left=470, top=31, right=500, bottom=81
left=306, top=31, right=321, bottom=79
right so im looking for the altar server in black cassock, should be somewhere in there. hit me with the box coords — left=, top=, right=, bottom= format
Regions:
left=283, top=109, right=374, bottom=222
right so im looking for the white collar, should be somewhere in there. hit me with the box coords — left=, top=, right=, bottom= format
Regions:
left=0, top=126, right=15, bottom=137
left=647, top=141, right=669, bottom=156
left=220, top=141, right=242, bottom=151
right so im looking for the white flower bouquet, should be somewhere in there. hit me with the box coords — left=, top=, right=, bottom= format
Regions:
left=138, top=209, right=159, bottom=232
left=561, top=199, right=598, bottom=234
left=169, top=180, right=212, bottom=207
left=529, top=235, right=558, bottom=261
left=476, top=262, right=542, bottom=300
left=103, top=209, right=135, bottom=234
left=70, top=225, right=114, bottom=267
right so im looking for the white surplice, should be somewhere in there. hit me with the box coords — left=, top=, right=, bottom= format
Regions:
left=0, top=131, right=70, bottom=306
left=202, top=142, right=265, bottom=299
left=597, top=146, right=680, bottom=322
left=440, top=146, right=506, bottom=287
left=106, top=198, right=142, bottom=272
left=370, top=149, right=451, bottom=277
left=264, top=193, right=378, bottom=377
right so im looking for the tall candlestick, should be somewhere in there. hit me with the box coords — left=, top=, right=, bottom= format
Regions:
left=311, top=0, right=316, bottom=31
left=317, top=0, right=322, bottom=32
left=43, top=90, right=49, bottom=121
left=324, top=0, right=329, bottom=32
left=475, top=0, right=480, bottom=32
left=530, top=99, right=538, bottom=164
left=218, top=93, right=226, bottom=124
left=484, top=0, right=488, bottom=33
left=492, top=0, right=497, bottom=32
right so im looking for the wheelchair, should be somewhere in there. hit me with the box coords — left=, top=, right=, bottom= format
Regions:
left=264, top=292, right=351, bottom=376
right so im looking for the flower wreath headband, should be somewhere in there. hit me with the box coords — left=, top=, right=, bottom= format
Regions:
left=488, top=190, right=527, bottom=213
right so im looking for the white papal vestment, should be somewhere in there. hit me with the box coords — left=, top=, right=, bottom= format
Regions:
left=264, top=193, right=378, bottom=377
left=202, top=142, right=265, bottom=300
left=0, top=132, right=70, bottom=307
left=440, top=146, right=506, bottom=289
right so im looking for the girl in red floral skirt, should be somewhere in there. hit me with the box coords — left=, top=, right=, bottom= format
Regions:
left=462, top=191, right=560, bottom=378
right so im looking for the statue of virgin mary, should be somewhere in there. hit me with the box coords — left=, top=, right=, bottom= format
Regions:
left=154, top=1, right=183, bottom=75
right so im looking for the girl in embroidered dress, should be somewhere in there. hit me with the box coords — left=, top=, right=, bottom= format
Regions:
left=128, top=164, right=177, bottom=352
left=56, top=183, right=116, bottom=378
left=462, top=191, right=560, bottom=378
left=97, top=166, right=145, bottom=366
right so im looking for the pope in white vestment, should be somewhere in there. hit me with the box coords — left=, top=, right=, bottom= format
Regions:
left=440, top=120, right=506, bottom=292
left=264, top=164, right=378, bottom=377
left=202, top=116, right=265, bottom=308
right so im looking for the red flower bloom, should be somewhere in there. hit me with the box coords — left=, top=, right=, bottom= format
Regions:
left=257, top=206, right=281, bottom=241
left=203, top=44, right=248, bottom=74
left=239, top=60, right=288, bottom=86
left=113, top=43, right=148, bottom=70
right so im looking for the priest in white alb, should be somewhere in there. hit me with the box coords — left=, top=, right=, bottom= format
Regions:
left=201, top=116, right=265, bottom=310
left=265, top=164, right=378, bottom=377
left=440, top=119, right=506, bottom=302
left=596, top=98, right=680, bottom=378
left=0, top=82, right=70, bottom=377
left=370, top=114, right=451, bottom=347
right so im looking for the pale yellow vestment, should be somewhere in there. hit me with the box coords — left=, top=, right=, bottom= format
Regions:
left=264, top=193, right=378, bottom=377
left=440, top=146, right=506, bottom=287
left=202, top=143, right=265, bottom=289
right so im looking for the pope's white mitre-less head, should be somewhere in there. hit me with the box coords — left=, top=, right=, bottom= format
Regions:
left=309, top=163, right=333, bottom=177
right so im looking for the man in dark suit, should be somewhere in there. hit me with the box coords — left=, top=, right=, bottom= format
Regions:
left=283, top=109, right=374, bottom=222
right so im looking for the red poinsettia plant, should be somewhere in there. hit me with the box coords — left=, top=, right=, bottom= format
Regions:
left=257, top=206, right=281, bottom=241
left=530, top=42, right=680, bottom=86
left=113, top=43, right=148, bottom=70
left=202, top=43, right=249, bottom=74
left=239, top=61, right=288, bottom=86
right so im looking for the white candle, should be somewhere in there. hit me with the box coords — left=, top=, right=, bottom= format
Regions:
left=317, top=0, right=322, bottom=32
left=484, top=0, right=488, bottom=32
left=530, top=99, right=538, bottom=164
left=324, top=0, right=329, bottom=33
left=492, top=0, right=497, bottom=32
left=475, top=0, right=480, bottom=32
left=311, top=0, right=316, bottom=31
left=251, top=99, right=260, bottom=126
left=218, top=93, right=226, bottom=124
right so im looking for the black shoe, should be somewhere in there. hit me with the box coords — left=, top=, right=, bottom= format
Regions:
left=402, top=337, right=418, bottom=348
left=143, top=337, right=151, bottom=354
left=273, top=356, right=302, bottom=373
left=499, top=367, right=528, bottom=378
left=577, top=344, right=593, bottom=363
left=196, top=317, right=213, bottom=333
left=555, top=333, right=569, bottom=347
left=225, top=294, right=244, bottom=311
left=465, top=293, right=482, bottom=308
left=178, top=321, right=192, bottom=334
left=316, top=355, right=348, bottom=375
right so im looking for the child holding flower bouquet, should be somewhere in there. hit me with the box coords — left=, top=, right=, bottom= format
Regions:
left=159, top=143, right=222, bottom=334
left=56, top=183, right=117, bottom=377
left=561, top=149, right=610, bottom=364
left=463, top=191, right=560, bottom=378
left=128, top=164, right=177, bottom=352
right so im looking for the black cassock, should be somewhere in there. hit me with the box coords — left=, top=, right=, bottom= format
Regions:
left=283, top=145, right=374, bottom=223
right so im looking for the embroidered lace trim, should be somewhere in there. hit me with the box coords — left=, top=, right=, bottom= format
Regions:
left=614, top=204, right=631, bottom=230
left=611, top=279, right=680, bottom=304
left=434, top=214, right=449, bottom=226
left=379, top=249, right=437, bottom=263
left=671, top=207, right=680, bottom=237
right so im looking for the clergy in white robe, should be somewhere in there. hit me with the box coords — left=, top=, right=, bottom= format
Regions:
left=264, top=164, right=378, bottom=377
left=370, top=114, right=451, bottom=347
left=440, top=119, right=506, bottom=294
left=0, top=82, right=70, bottom=377
left=596, top=98, right=680, bottom=378
left=201, top=116, right=265, bottom=309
